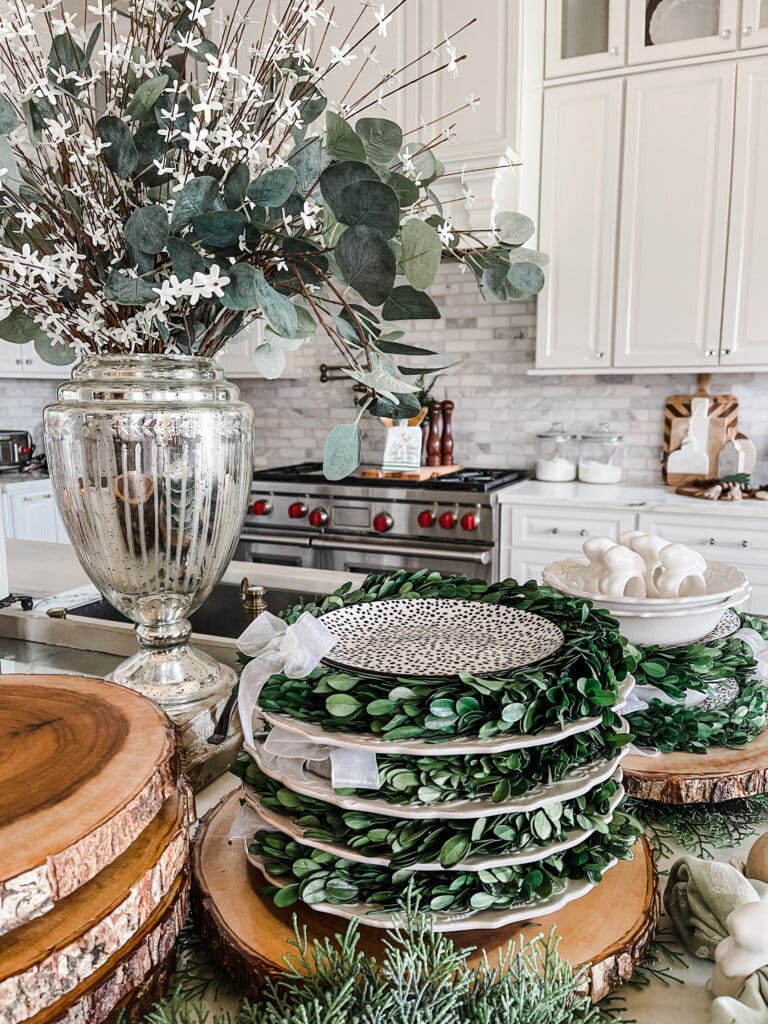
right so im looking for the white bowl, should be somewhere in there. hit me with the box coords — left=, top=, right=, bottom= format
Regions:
left=610, top=588, right=751, bottom=647
left=543, top=558, right=749, bottom=610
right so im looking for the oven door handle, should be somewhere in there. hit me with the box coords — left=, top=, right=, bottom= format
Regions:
left=312, top=536, right=492, bottom=564
left=239, top=530, right=312, bottom=548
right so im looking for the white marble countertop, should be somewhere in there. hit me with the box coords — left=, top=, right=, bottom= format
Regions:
left=0, top=471, right=51, bottom=492
left=497, top=478, right=768, bottom=516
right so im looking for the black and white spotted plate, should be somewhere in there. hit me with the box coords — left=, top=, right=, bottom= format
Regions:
left=318, top=599, right=565, bottom=678
left=699, top=609, right=742, bottom=644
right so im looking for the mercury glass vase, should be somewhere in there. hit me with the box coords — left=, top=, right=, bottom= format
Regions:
left=43, top=354, right=254, bottom=708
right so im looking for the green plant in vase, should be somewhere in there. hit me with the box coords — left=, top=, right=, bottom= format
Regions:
left=0, top=0, right=547, bottom=477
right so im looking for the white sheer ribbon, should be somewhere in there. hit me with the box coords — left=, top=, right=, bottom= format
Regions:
left=236, top=611, right=337, bottom=748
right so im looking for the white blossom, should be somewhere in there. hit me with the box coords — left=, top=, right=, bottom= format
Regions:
left=374, top=4, right=392, bottom=36
left=330, top=44, right=357, bottom=67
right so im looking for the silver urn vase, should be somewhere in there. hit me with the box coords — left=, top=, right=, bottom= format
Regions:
left=44, top=354, right=254, bottom=708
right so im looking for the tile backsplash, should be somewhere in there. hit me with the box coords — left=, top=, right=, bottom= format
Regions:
left=5, top=264, right=768, bottom=483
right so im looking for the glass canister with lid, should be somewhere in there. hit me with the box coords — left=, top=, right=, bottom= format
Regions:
left=535, top=423, right=578, bottom=482
left=578, top=422, right=624, bottom=484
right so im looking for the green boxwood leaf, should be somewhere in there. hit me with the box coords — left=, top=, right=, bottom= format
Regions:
left=399, top=219, right=441, bottom=290
left=356, top=117, right=403, bottom=165
left=320, top=160, right=379, bottom=219
left=170, top=175, right=221, bottom=232
left=124, top=204, right=169, bottom=254
left=439, top=834, right=470, bottom=868
left=0, top=94, right=17, bottom=134
left=335, top=224, right=396, bottom=305
left=224, top=163, right=249, bottom=209
left=382, top=285, right=440, bottom=321
left=337, top=179, right=400, bottom=239
left=273, top=884, right=299, bottom=907
left=246, top=167, right=297, bottom=207
left=104, top=270, right=159, bottom=305
left=325, top=692, right=362, bottom=717
left=165, top=237, right=204, bottom=280
left=191, top=210, right=245, bottom=249
left=125, top=74, right=169, bottom=122
left=323, top=423, right=362, bottom=481
left=326, top=111, right=365, bottom=161
left=96, top=116, right=139, bottom=178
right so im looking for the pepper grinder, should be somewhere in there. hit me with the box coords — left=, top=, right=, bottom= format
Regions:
left=440, top=400, right=454, bottom=465
left=426, top=402, right=442, bottom=467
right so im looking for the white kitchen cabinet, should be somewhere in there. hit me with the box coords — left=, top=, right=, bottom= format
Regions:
left=545, top=0, right=627, bottom=78
left=499, top=503, right=637, bottom=584
left=536, top=78, right=623, bottom=369
left=214, top=321, right=301, bottom=380
left=3, top=483, right=60, bottom=543
left=0, top=341, right=73, bottom=379
left=721, top=57, right=768, bottom=365
left=627, top=0, right=739, bottom=65
left=614, top=64, right=735, bottom=369
left=740, top=0, right=768, bottom=47
left=0, top=343, right=29, bottom=376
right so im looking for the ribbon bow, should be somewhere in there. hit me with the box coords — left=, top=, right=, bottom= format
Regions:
left=236, top=610, right=336, bottom=748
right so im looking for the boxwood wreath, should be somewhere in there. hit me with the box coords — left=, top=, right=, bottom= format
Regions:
left=233, top=723, right=629, bottom=806
left=626, top=612, right=768, bottom=754
left=255, top=570, right=631, bottom=744
left=240, top=763, right=622, bottom=870
left=248, top=812, right=641, bottom=913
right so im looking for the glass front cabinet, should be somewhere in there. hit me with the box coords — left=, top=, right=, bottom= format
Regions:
left=627, top=0, right=739, bottom=64
left=545, top=0, right=627, bottom=78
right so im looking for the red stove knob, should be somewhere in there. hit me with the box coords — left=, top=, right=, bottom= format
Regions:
left=252, top=498, right=272, bottom=516
left=417, top=510, right=435, bottom=528
left=373, top=512, right=393, bottom=533
left=19, top=445, right=31, bottom=457
left=288, top=501, right=308, bottom=519
left=439, top=511, right=457, bottom=530
left=308, top=507, right=328, bottom=527
left=461, top=512, right=479, bottom=532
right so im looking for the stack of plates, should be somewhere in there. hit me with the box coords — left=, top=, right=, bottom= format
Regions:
left=241, top=597, right=636, bottom=931
left=543, top=559, right=749, bottom=646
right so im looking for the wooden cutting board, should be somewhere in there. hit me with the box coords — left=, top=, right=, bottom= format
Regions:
left=360, top=464, right=464, bottom=481
left=0, top=786, right=191, bottom=1023
left=0, top=674, right=180, bottom=936
left=663, top=387, right=738, bottom=485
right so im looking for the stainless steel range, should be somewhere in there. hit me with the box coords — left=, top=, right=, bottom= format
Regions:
left=235, top=463, right=528, bottom=582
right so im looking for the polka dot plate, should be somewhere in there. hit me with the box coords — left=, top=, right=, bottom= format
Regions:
left=318, top=599, right=565, bottom=678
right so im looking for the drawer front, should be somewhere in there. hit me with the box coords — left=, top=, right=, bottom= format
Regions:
left=507, top=550, right=561, bottom=586
left=637, top=512, right=768, bottom=568
left=509, top=506, right=638, bottom=552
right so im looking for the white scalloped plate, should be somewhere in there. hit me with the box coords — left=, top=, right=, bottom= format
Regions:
left=243, top=730, right=630, bottom=820
left=243, top=773, right=624, bottom=871
left=245, top=853, right=618, bottom=932
left=258, top=675, right=634, bottom=757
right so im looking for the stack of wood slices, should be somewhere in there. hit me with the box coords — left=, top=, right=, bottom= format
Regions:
left=0, top=674, right=193, bottom=1023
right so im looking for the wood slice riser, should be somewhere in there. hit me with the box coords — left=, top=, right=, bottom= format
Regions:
left=0, top=675, right=180, bottom=937
left=624, top=727, right=768, bottom=804
left=192, top=794, right=659, bottom=1004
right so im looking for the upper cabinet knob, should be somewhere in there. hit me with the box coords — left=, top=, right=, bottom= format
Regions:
left=609, top=45, right=619, bottom=56
left=721, top=27, right=732, bottom=38
left=744, top=25, right=754, bottom=36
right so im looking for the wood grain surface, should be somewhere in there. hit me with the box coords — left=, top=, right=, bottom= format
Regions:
left=624, top=728, right=768, bottom=803
left=0, top=674, right=179, bottom=936
left=192, top=793, right=659, bottom=1004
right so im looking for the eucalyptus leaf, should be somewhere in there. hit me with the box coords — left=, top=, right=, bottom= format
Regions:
left=382, top=285, right=440, bottom=321
left=246, top=167, right=297, bottom=207
left=495, top=211, right=535, bottom=245
left=326, top=111, right=365, bottom=161
left=104, top=270, right=159, bottom=305
left=124, top=203, right=169, bottom=254
left=399, top=219, right=441, bottom=290
left=319, top=160, right=379, bottom=219
left=224, top=163, right=249, bottom=209
left=0, top=95, right=17, bottom=135
left=251, top=340, right=286, bottom=379
left=191, top=209, right=245, bottom=249
left=34, top=333, right=76, bottom=366
left=288, top=136, right=324, bottom=193
left=253, top=270, right=298, bottom=336
left=387, top=171, right=419, bottom=208
left=170, top=175, right=221, bottom=232
left=323, top=423, right=362, bottom=481
left=507, top=260, right=545, bottom=294
left=221, top=263, right=260, bottom=310
left=96, top=116, right=139, bottom=178
left=335, top=224, right=395, bottom=306
left=166, top=237, right=205, bottom=280
left=366, top=393, right=422, bottom=419
left=125, top=74, right=169, bottom=122
left=336, top=180, right=400, bottom=239
left=0, top=309, right=41, bottom=344
left=356, top=117, right=403, bottom=165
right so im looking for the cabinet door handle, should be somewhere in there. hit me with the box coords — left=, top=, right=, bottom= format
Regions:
left=596, top=351, right=606, bottom=359
left=707, top=537, right=716, bottom=545
left=580, top=529, right=587, bottom=536
left=609, top=45, right=619, bottom=56
left=706, top=349, right=715, bottom=358
left=742, top=539, right=750, bottom=548
left=720, top=27, right=732, bottom=38
left=722, top=348, right=731, bottom=356
left=15, top=358, right=22, bottom=365
left=551, top=527, right=559, bottom=535
left=743, top=24, right=754, bottom=36
left=25, top=359, right=32, bottom=365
